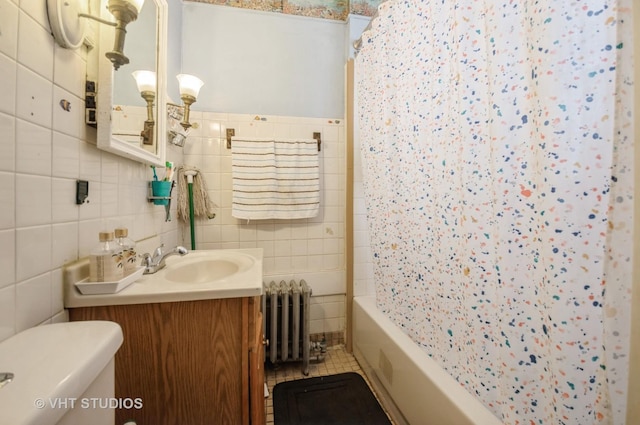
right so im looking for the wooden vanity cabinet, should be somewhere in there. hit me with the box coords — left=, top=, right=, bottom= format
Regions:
left=68, top=296, right=265, bottom=425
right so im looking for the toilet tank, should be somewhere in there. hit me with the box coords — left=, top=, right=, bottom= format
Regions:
left=0, top=321, right=123, bottom=425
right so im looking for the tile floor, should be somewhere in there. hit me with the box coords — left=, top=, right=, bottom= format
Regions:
left=264, top=345, right=395, bottom=424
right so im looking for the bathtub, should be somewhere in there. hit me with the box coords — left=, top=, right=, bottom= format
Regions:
left=353, top=296, right=503, bottom=425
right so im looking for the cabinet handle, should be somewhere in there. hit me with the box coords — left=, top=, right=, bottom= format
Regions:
left=263, top=336, right=269, bottom=347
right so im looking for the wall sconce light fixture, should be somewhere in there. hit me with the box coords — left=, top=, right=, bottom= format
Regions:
left=176, top=74, right=204, bottom=130
left=103, top=0, right=146, bottom=69
left=132, top=70, right=156, bottom=145
left=47, top=0, right=145, bottom=70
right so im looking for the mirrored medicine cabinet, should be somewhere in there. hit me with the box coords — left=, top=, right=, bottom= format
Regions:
left=88, top=0, right=168, bottom=166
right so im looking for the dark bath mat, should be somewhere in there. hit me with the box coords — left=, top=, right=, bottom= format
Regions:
left=273, top=372, right=392, bottom=425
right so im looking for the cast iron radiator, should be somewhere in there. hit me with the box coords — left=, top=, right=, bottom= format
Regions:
left=262, top=280, right=312, bottom=375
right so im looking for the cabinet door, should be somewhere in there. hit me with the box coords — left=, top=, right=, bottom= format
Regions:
left=249, top=297, right=266, bottom=425
left=69, top=299, right=245, bottom=425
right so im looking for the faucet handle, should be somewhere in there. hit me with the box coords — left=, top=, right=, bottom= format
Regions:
left=152, top=244, right=165, bottom=259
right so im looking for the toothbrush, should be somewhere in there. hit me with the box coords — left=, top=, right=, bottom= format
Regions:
left=151, top=165, right=158, bottom=181
left=164, top=162, right=174, bottom=181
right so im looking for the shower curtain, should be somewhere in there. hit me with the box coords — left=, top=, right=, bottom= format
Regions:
left=356, top=1, right=633, bottom=424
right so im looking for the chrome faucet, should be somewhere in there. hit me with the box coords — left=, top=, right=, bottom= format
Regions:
left=141, top=244, right=188, bottom=274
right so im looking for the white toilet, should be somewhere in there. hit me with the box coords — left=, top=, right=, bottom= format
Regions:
left=0, top=321, right=123, bottom=425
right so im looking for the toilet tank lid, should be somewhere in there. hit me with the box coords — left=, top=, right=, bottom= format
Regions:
left=0, top=321, right=123, bottom=425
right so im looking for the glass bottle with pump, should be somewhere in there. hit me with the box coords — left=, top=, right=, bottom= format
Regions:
left=115, top=228, right=137, bottom=275
left=89, top=231, right=124, bottom=282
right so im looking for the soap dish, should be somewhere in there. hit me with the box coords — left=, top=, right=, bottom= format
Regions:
left=75, top=267, right=145, bottom=295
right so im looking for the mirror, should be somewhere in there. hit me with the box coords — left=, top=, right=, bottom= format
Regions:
left=94, top=0, right=168, bottom=166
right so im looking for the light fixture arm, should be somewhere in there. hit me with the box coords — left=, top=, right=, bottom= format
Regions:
left=77, top=13, right=117, bottom=27
left=47, top=0, right=142, bottom=70
left=77, top=12, right=128, bottom=69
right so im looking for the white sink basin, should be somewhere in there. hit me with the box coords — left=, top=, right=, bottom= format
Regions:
left=163, top=250, right=255, bottom=284
left=165, top=259, right=239, bottom=283
left=64, top=248, right=264, bottom=308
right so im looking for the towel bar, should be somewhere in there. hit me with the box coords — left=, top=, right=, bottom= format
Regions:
left=226, top=128, right=322, bottom=151
left=313, top=132, right=321, bottom=152
left=226, top=128, right=235, bottom=149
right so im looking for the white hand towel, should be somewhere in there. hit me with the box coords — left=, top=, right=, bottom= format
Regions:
left=231, top=137, right=320, bottom=220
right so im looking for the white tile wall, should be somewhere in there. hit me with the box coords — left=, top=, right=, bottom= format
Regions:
left=0, top=112, right=16, bottom=171
left=15, top=118, right=52, bottom=175
left=15, top=174, right=51, bottom=226
left=0, top=230, right=16, bottom=288
left=0, top=54, right=17, bottom=115
left=0, top=0, right=18, bottom=60
left=16, top=225, right=52, bottom=282
left=16, top=65, right=53, bottom=128
left=17, top=10, right=54, bottom=80
left=16, top=272, right=52, bottom=332
left=51, top=132, right=81, bottom=179
left=0, top=286, right=16, bottom=341
left=183, top=112, right=347, bottom=334
left=19, top=0, right=49, bottom=28
left=0, top=3, right=181, bottom=342
left=310, top=294, right=346, bottom=335
left=0, top=172, right=15, bottom=228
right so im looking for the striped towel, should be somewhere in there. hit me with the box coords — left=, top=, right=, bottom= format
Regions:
left=231, top=137, right=320, bottom=220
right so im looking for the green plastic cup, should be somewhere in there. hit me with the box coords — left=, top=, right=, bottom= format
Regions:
left=151, top=181, right=172, bottom=205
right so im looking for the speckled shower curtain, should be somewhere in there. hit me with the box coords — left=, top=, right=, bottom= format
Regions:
left=356, top=1, right=633, bottom=423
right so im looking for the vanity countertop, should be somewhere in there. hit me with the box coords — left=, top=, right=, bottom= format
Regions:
left=64, top=248, right=263, bottom=308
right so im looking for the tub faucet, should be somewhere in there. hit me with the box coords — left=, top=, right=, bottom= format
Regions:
left=141, top=244, right=188, bottom=274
